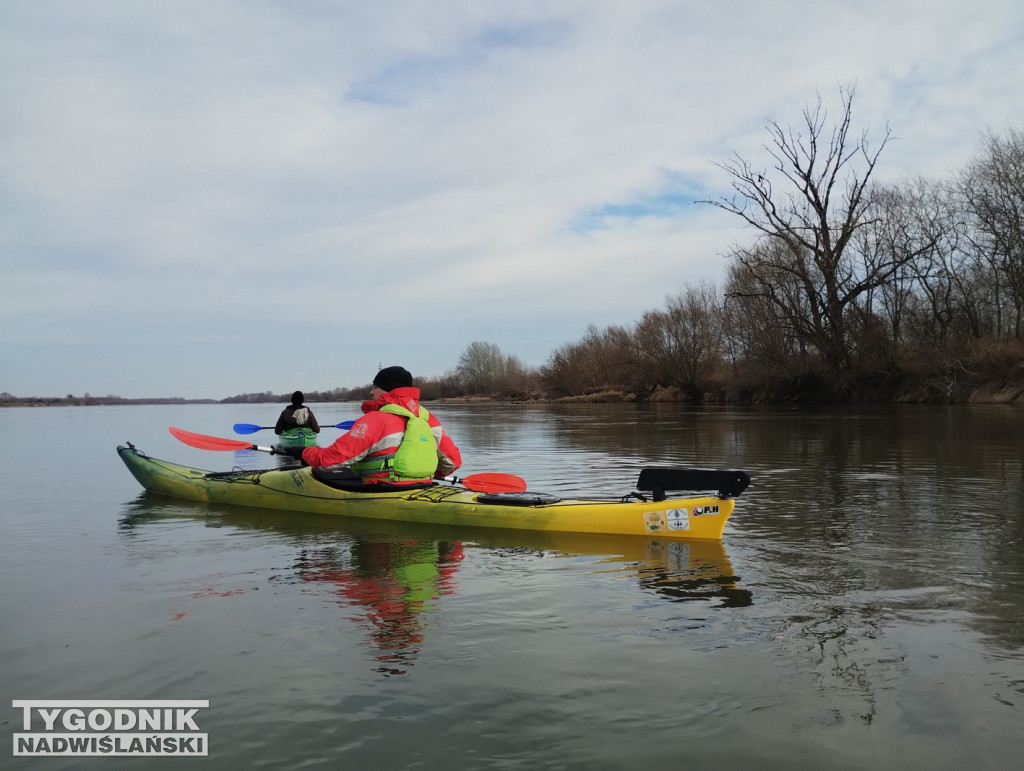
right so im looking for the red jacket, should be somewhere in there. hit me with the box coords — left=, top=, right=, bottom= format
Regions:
left=300, top=387, right=461, bottom=482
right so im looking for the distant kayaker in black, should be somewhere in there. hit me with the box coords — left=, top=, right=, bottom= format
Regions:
left=275, top=391, right=321, bottom=445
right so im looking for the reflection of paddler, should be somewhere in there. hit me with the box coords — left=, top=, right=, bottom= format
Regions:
left=298, top=539, right=463, bottom=672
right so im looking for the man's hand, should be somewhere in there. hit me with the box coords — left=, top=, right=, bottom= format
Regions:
left=276, top=445, right=306, bottom=462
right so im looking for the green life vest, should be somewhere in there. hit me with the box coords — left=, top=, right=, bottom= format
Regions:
left=357, top=404, right=438, bottom=481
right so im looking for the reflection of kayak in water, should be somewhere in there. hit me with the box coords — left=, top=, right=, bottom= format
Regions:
left=117, top=443, right=749, bottom=540
left=469, top=529, right=749, bottom=607
left=119, top=494, right=751, bottom=675
left=290, top=532, right=747, bottom=676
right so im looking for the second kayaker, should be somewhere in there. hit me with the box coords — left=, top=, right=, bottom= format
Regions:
left=274, top=390, right=321, bottom=446
left=277, top=366, right=462, bottom=488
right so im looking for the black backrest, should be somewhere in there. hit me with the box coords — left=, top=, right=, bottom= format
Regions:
left=636, top=468, right=750, bottom=501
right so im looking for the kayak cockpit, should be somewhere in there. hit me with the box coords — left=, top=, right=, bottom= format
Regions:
left=310, top=467, right=436, bottom=493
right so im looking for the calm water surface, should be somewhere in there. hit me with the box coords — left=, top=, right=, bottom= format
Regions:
left=1, top=402, right=1022, bottom=769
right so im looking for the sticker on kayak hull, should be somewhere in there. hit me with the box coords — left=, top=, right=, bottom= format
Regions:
left=643, top=511, right=666, bottom=532
left=665, top=508, right=690, bottom=531
left=644, top=509, right=690, bottom=532
left=691, top=505, right=720, bottom=517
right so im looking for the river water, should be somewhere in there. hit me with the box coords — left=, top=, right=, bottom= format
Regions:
left=1, top=402, right=1022, bottom=769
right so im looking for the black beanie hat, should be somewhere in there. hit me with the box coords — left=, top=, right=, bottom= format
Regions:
left=291, top=390, right=304, bottom=405
left=373, top=366, right=413, bottom=391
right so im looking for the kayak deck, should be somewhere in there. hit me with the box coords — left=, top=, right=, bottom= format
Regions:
left=117, top=443, right=749, bottom=541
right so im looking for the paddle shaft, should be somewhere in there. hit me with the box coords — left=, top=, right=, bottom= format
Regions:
left=234, top=421, right=354, bottom=435
left=168, top=427, right=527, bottom=493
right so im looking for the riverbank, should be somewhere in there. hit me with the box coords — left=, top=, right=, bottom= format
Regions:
left=519, top=375, right=1024, bottom=405
left=5, top=353, right=1023, bottom=408
left=6, top=384, right=1023, bottom=407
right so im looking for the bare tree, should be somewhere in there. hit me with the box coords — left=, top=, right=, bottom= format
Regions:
left=706, top=87, right=898, bottom=372
left=629, top=283, right=723, bottom=394
left=456, top=341, right=506, bottom=394
left=958, top=127, right=1024, bottom=338
left=454, top=341, right=536, bottom=397
left=723, top=248, right=810, bottom=366
left=854, top=178, right=959, bottom=358
left=542, top=324, right=632, bottom=397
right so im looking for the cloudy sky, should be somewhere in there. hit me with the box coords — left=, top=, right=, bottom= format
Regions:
left=3, top=1, right=1022, bottom=399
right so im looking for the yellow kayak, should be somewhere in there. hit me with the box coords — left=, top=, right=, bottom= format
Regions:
left=117, top=443, right=749, bottom=541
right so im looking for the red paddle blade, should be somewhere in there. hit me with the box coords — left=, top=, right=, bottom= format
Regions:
left=459, top=473, right=527, bottom=493
left=169, top=427, right=254, bottom=452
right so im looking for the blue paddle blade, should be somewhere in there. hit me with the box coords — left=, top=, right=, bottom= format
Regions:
left=335, top=420, right=355, bottom=430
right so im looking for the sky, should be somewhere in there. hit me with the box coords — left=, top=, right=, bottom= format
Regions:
left=2, top=1, right=1023, bottom=400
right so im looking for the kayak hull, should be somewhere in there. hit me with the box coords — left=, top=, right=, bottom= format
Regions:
left=117, top=444, right=738, bottom=540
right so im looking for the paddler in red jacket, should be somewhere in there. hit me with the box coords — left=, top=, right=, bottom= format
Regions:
left=277, top=366, right=462, bottom=488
